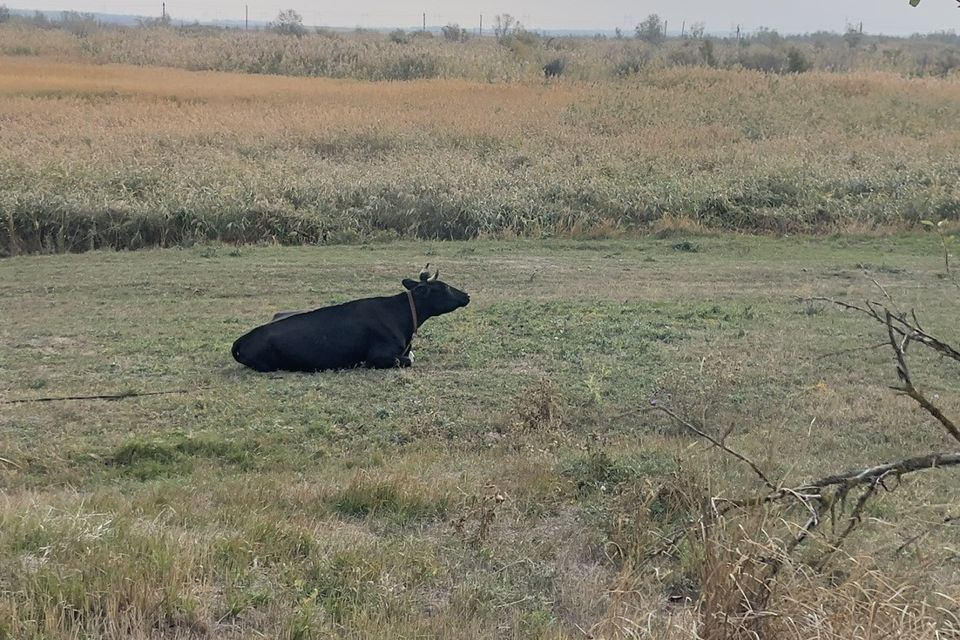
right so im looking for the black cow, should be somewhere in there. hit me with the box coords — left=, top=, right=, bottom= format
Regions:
left=231, top=266, right=470, bottom=372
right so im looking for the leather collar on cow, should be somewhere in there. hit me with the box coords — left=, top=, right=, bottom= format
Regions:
left=405, top=289, right=419, bottom=338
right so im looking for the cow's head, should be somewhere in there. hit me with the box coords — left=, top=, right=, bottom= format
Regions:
left=402, top=265, right=470, bottom=317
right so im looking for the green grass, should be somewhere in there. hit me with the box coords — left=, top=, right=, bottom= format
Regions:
left=1, top=236, right=958, bottom=637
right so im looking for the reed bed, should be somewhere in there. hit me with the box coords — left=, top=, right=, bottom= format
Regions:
left=3, top=55, right=959, bottom=254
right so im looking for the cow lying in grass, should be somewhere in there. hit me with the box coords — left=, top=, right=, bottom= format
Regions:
left=231, top=266, right=470, bottom=372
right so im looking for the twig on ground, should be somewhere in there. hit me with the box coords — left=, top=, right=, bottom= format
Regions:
left=1, top=387, right=206, bottom=405
left=895, top=515, right=960, bottom=554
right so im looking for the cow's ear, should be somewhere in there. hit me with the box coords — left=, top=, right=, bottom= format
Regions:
left=401, top=279, right=419, bottom=290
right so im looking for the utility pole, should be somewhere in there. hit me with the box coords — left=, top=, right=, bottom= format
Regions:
left=479, top=13, right=482, bottom=36
left=681, top=20, right=685, bottom=37
left=736, top=24, right=741, bottom=41
left=664, top=20, right=668, bottom=38
left=161, top=1, right=166, bottom=21
left=859, top=21, right=863, bottom=34
left=422, top=12, right=426, bottom=32
left=244, top=4, right=248, bottom=30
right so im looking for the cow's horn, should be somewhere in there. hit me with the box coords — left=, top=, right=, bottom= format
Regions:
left=428, top=269, right=439, bottom=282
left=419, top=263, right=431, bottom=282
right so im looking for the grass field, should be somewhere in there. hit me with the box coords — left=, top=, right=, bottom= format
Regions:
left=1, top=20, right=959, bottom=638
left=3, top=56, right=960, bottom=255
left=2, top=237, right=958, bottom=638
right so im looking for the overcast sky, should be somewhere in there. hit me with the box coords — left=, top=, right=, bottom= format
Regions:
left=14, top=0, right=960, bottom=35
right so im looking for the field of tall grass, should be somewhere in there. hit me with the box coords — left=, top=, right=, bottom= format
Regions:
left=2, top=50, right=960, bottom=255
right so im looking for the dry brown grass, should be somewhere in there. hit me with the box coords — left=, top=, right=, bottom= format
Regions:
left=3, top=57, right=960, bottom=254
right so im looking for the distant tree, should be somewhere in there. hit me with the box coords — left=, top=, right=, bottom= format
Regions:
left=699, top=37, right=717, bottom=67
left=441, top=23, right=468, bottom=42
left=614, top=27, right=623, bottom=39
left=0, top=5, right=10, bottom=23
left=753, top=26, right=782, bottom=46
left=137, top=14, right=171, bottom=27
left=389, top=28, right=408, bottom=44
left=493, top=13, right=519, bottom=41
left=61, top=11, right=98, bottom=37
left=810, top=31, right=831, bottom=51
left=689, top=22, right=705, bottom=39
left=30, top=10, right=54, bottom=28
left=272, top=9, right=305, bottom=37
left=844, top=24, right=863, bottom=49
left=786, top=47, right=812, bottom=73
left=635, top=14, right=665, bottom=45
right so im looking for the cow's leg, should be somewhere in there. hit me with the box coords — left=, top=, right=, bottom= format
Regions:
left=365, top=343, right=404, bottom=369
left=398, top=345, right=414, bottom=368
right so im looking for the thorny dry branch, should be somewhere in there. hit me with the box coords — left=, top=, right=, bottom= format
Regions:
left=644, top=404, right=777, bottom=493
left=803, top=296, right=960, bottom=367
left=645, top=296, right=960, bottom=586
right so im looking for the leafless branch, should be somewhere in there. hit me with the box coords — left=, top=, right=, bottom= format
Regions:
left=885, top=311, right=960, bottom=445
left=636, top=296, right=960, bottom=584
left=869, top=276, right=896, bottom=308
left=802, top=296, right=960, bottom=365
left=649, top=395, right=960, bottom=512
left=815, top=341, right=887, bottom=360
left=645, top=404, right=777, bottom=493
left=816, top=483, right=879, bottom=569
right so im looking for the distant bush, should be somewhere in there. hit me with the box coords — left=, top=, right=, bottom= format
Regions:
left=137, top=15, right=171, bottom=28
left=26, top=10, right=56, bottom=29
left=388, top=29, right=408, bottom=44
left=929, top=48, right=960, bottom=77
left=0, top=5, right=10, bottom=23
left=667, top=42, right=701, bottom=67
left=751, top=26, right=783, bottom=47
left=60, top=11, right=97, bottom=38
left=374, top=53, right=439, bottom=80
left=441, top=23, right=467, bottom=42
left=737, top=46, right=787, bottom=73
left=635, top=14, right=665, bottom=45
left=699, top=38, right=717, bottom=67
left=786, top=46, right=812, bottom=73
left=512, top=29, right=539, bottom=47
left=543, top=57, right=565, bottom=78
left=271, top=9, right=305, bottom=37
left=613, top=46, right=652, bottom=77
